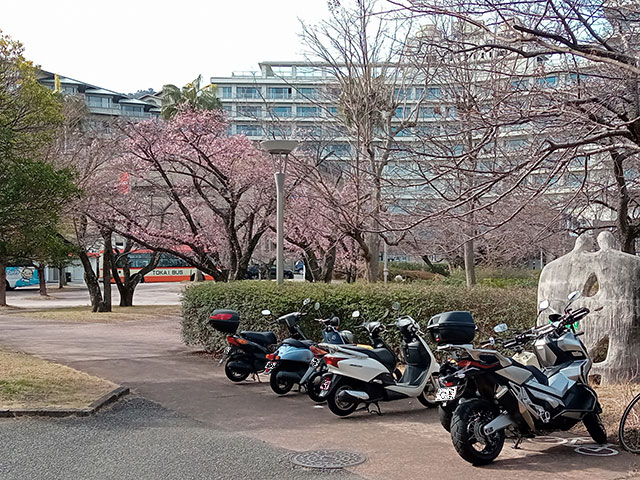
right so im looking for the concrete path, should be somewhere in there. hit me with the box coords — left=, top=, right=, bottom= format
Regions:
left=0, top=312, right=638, bottom=480
left=5, top=281, right=184, bottom=309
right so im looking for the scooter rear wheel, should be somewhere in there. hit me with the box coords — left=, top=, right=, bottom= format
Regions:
left=269, top=365, right=295, bottom=395
left=327, top=383, right=358, bottom=417
left=417, top=384, right=438, bottom=408
left=224, top=360, right=250, bottom=382
left=451, top=399, right=505, bottom=465
left=306, top=372, right=325, bottom=403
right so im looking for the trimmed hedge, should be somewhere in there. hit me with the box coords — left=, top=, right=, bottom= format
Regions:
left=181, top=281, right=537, bottom=352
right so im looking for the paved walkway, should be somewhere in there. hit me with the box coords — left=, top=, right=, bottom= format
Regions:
left=0, top=312, right=638, bottom=479
left=5, top=282, right=184, bottom=308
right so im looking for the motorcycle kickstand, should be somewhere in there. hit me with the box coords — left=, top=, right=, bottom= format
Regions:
left=253, top=373, right=261, bottom=383
left=512, top=436, right=524, bottom=449
left=366, top=402, right=382, bottom=416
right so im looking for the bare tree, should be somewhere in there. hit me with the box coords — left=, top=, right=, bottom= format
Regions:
left=300, top=0, right=430, bottom=282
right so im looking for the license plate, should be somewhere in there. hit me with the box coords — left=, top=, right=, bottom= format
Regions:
left=320, top=378, right=332, bottom=391
left=310, top=357, right=320, bottom=368
left=435, top=386, right=457, bottom=401
left=218, top=346, right=231, bottom=365
left=264, top=361, right=277, bottom=374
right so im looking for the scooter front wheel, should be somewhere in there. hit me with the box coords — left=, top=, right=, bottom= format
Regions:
left=224, top=360, right=250, bottom=382
left=327, top=383, right=358, bottom=417
left=269, top=365, right=295, bottom=395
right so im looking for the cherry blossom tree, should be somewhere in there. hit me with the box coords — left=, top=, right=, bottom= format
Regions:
left=94, top=108, right=275, bottom=281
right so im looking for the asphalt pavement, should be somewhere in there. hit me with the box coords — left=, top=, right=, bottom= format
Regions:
left=0, top=300, right=639, bottom=479
left=0, top=396, right=360, bottom=480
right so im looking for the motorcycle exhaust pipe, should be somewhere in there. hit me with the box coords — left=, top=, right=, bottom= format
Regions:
left=226, top=361, right=253, bottom=373
left=277, top=371, right=303, bottom=383
left=337, top=390, right=369, bottom=403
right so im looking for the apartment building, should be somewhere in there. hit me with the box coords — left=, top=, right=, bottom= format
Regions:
left=37, top=70, right=161, bottom=121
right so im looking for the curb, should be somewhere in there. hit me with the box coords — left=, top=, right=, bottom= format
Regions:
left=0, top=386, right=130, bottom=418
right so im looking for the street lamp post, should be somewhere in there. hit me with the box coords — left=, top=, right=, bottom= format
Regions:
left=260, top=140, right=299, bottom=285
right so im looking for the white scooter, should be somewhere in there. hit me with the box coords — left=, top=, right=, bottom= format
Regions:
left=318, top=303, right=440, bottom=416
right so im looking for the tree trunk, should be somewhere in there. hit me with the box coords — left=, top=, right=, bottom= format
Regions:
left=0, top=260, right=6, bottom=307
left=195, top=270, right=204, bottom=282
left=58, top=266, right=65, bottom=289
left=464, top=239, right=476, bottom=288
left=37, top=264, right=47, bottom=296
left=611, top=151, right=636, bottom=254
left=100, top=230, right=113, bottom=312
left=78, top=250, right=103, bottom=312
left=323, top=244, right=337, bottom=283
left=365, top=233, right=379, bottom=283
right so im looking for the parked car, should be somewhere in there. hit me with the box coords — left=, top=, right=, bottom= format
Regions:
left=246, top=265, right=294, bottom=280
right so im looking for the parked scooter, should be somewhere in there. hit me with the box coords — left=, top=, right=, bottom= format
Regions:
left=262, top=298, right=353, bottom=395
left=209, top=309, right=279, bottom=382
left=302, top=310, right=392, bottom=403
left=436, top=291, right=607, bottom=465
left=300, top=314, right=356, bottom=402
left=318, top=303, right=440, bottom=416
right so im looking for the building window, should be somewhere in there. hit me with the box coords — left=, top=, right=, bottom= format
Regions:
left=297, top=106, right=319, bottom=117
left=325, top=144, right=350, bottom=157
left=511, top=79, right=528, bottom=90
left=237, top=124, right=262, bottom=136
left=419, top=106, right=440, bottom=118
left=237, top=105, right=262, bottom=117
left=86, top=95, right=111, bottom=109
left=427, top=87, right=440, bottom=99
left=268, top=87, right=292, bottom=99
left=122, top=105, right=144, bottom=117
left=537, top=75, right=558, bottom=87
left=395, top=107, right=405, bottom=118
left=266, top=125, right=292, bottom=137
left=62, top=85, right=78, bottom=94
left=237, top=86, right=261, bottom=99
left=271, top=66, right=293, bottom=77
left=297, top=66, right=323, bottom=77
left=296, top=125, right=322, bottom=137
left=394, top=88, right=410, bottom=100
left=270, top=106, right=292, bottom=118
left=222, top=105, right=232, bottom=116
left=327, top=106, right=339, bottom=116
left=297, top=87, right=318, bottom=99
left=221, top=86, right=232, bottom=98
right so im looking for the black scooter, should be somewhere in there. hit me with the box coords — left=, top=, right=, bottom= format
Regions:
left=209, top=308, right=305, bottom=382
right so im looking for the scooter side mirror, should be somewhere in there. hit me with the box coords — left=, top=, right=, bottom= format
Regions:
left=261, top=309, right=271, bottom=316
left=352, top=310, right=360, bottom=318
left=567, top=291, right=581, bottom=302
left=391, top=302, right=401, bottom=312
left=538, top=300, right=550, bottom=312
left=493, top=323, right=508, bottom=333
left=303, top=297, right=311, bottom=306
left=314, top=302, right=320, bottom=311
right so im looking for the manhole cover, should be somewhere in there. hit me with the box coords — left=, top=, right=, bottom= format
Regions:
left=290, top=450, right=367, bottom=469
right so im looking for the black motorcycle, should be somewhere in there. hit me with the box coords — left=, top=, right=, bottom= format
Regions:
left=209, top=306, right=305, bottom=382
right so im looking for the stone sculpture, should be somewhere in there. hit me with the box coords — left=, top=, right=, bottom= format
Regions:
left=538, top=231, right=640, bottom=384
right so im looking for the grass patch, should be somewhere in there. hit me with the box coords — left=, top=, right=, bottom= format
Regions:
left=0, top=348, right=116, bottom=409
left=16, top=304, right=181, bottom=323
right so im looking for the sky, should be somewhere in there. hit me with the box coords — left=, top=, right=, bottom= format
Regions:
left=1, top=0, right=330, bottom=94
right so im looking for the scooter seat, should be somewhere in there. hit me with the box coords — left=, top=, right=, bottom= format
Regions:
left=512, top=359, right=548, bottom=386
left=282, top=338, right=314, bottom=349
left=240, top=331, right=277, bottom=345
left=343, top=346, right=396, bottom=372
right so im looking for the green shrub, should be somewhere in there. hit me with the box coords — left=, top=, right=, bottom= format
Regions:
left=181, top=281, right=537, bottom=352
